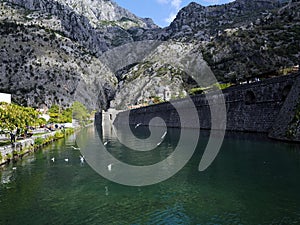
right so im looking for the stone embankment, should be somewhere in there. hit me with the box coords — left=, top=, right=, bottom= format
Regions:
left=0, top=130, right=68, bottom=166
left=269, top=74, right=300, bottom=141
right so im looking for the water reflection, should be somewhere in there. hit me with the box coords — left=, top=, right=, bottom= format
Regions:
left=77, top=122, right=201, bottom=186
left=0, top=125, right=299, bottom=224
left=1, top=169, right=13, bottom=184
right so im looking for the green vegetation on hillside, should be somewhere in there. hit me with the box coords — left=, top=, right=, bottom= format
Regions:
left=188, top=83, right=232, bottom=95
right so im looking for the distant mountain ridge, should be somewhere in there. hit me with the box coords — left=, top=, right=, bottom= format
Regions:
left=12, top=0, right=157, bottom=28
left=165, top=0, right=281, bottom=41
left=6, top=0, right=157, bottom=54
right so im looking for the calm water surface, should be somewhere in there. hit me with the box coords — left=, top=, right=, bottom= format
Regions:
left=0, top=125, right=300, bottom=225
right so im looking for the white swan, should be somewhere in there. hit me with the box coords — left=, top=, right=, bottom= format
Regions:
left=51, top=157, right=55, bottom=162
left=64, top=158, right=69, bottom=162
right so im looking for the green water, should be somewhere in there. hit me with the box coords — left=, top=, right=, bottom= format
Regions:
left=0, top=126, right=300, bottom=225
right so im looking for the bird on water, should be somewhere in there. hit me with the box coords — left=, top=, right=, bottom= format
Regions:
left=107, top=163, right=113, bottom=171
left=135, top=123, right=142, bottom=128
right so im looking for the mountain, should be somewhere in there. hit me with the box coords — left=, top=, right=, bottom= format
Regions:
left=0, top=0, right=299, bottom=110
left=165, top=0, right=281, bottom=41
left=110, top=41, right=206, bottom=109
left=0, top=0, right=118, bottom=109
left=199, top=0, right=300, bottom=81
left=112, top=0, right=300, bottom=107
left=6, top=0, right=157, bottom=55
left=0, top=0, right=161, bottom=109
left=9, top=0, right=157, bottom=29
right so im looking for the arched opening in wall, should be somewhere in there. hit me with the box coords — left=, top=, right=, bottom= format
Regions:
left=281, top=85, right=292, bottom=101
left=245, top=90, right=256, bottom=105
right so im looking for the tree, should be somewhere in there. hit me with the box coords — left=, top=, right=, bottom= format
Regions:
left=72, top=101, right=89, bottom=125
left=0, top=102, right=40, bottom=133
left=47, top=102, right=89, bottom=125
left=48, top=104, right=72, bottom=123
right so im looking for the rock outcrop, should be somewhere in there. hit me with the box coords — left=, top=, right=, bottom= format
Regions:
left=6, top=0, right=157, bottom=55
left=200, top=0, right=300, bottom=82
left=0, top=1, right=117, bottom=109
left=165, top=0, right=281, bottom=41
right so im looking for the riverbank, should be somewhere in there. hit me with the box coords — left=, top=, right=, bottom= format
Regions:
left=0, top=128, right=74, bottom=166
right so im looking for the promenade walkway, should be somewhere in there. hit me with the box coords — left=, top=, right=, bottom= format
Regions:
left=0, top=130, right=59, bottom=165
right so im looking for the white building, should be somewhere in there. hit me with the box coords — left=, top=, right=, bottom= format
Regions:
left=0, top=93, right=11, bottom=104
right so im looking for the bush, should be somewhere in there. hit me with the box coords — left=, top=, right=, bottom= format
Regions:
left=189, top=87, right=205, bottom=95
left=5, top=153, right=12, bottom=160
left=64, top=128, right=74, bottom=135
left=54, top=131, right=64, bottom=139
left=12, top=150, right=18, bottom=155
left=34, top=137, right=43, bottom=145
left=44, top=136, right=54, bottom=144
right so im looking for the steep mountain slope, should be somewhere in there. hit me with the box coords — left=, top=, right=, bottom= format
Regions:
left=110, top=41, right=204, bottom=109
left=201, top=0, right=300, bottom=81
left=135, top=0, right=299, bottom=83
left=165, top=0, right=281, bottom=41
left=111, top=0, right=300, bottom=107
left=0, top=1, right=117, bottom=109
left=6, top=0, right=157, bottom=55
left=9, top=0, right=157, bottom=29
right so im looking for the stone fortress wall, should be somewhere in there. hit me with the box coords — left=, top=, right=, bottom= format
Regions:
left=112, top=72, right=300, bottom=142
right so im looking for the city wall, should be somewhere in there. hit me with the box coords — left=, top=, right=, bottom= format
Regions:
left=112, top=73, right=300, bottom=141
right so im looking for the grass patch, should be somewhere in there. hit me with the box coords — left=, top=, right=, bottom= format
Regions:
left=34, top=137, right=44, bottom=145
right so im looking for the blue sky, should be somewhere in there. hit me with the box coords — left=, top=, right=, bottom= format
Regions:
left=114, top=0, right=235, bottom=27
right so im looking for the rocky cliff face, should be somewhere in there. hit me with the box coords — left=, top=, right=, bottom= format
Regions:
left=110, top=41, right=203, bottom=109
left=165, top=0, right=281, bottom=41
left=112, top=0, right=300, bottom=107
left=9, top=0, right=157, bottom=29
left=0, top=0, right=299, bottom=110
left=0, top=1, right=117, bottom=109
left=146, top=0, right=299, bottom=83
left=6, top=0, right=157, bottom=55
left=200, top=0, right=300, bottom=81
